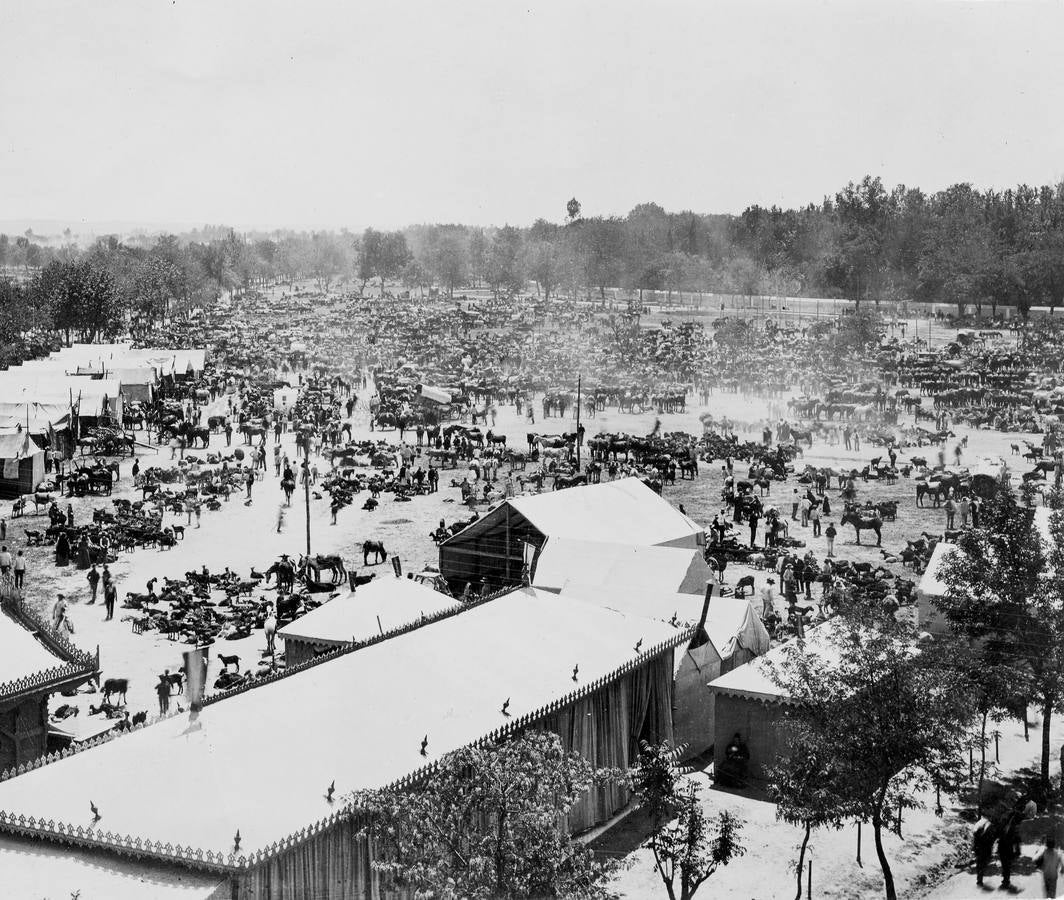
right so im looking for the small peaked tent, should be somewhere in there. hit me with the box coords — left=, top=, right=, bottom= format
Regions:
left=0, top=432, right=45, bottom=498
left=708, top=622, right=843, bottom=784
left=916, top=542, right=957, bottom=636
left=278, top=576, right=455, bottom=665
left=440, top=477, right=704, bottom=592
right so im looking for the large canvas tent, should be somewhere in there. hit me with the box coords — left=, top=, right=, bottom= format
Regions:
left=0, top=588, right=685, bottom=899
left=539, top=580, right=769, bottom=758
left=440, top=478, right=705, bottom=592
left=532, top=537, right=712, bottom=595
left=278, top=575, right=455, bottom=665
left=0, top=433, right=45, bottom=498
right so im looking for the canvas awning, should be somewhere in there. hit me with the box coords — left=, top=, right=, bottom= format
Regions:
left=419, top=384, right=451, bottom=404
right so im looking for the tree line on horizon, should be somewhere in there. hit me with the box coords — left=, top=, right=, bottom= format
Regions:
left=3, top=175, right=1064, bottom=351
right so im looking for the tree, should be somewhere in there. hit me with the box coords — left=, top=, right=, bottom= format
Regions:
left=833, top=308, right=883, bottom=353
left=938, top=477, right=1064, bottom=792
left=770, top=614, right=973, bottom=900
left=770, top=751, right=852, bottom=900
left=310, top=232, right=350, bottom=292
left=917, top=184, right=992, bottom=316
left=352, top=731, right=624, bottom=899
left=485, top=226, right=525, bottom=298
left=427, top=227, right=470, bottom=298
left=524, top=239, right=562, bottom=302
left=32, top=258, right=123, bottom=344
left=468, top=229, right=489, bottom=288
left=633, top=743, right=744, bottom=900
left=567, top=197, right=582, bottom=223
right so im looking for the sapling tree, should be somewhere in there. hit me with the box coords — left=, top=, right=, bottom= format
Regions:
left=634, top=742, right=745, bottom=900
left=939, top=477, right=1064, bottom=792
left=769, top=612, right=972, bottom=900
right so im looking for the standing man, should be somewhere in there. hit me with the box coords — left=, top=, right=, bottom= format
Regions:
left=790, top=489, right=800, bottom=521
left=825, top=521, right=837, bottom=558
left=972, top=812, right=996, bottom=889
left=157, top=673, right=171, bottom=716
left=103, top=570, right=117, bottom=621
left=0, top=545, right=11, bottom=576
left=86, top=564, right=100, bottom=604
left=13, top=550, right=26, bottom=590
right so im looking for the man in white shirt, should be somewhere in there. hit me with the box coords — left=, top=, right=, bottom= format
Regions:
left=13, top=550, right=26, bottom=590
left=0, top=545, right=11, bottom=575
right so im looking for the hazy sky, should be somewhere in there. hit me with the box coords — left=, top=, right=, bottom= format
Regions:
left=2, top=0, right=1063, bottom=231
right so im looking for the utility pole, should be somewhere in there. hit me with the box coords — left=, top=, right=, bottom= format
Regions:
left=303, top=433, right=312, bottom=557
left=575, top=374, right=582, bottom=470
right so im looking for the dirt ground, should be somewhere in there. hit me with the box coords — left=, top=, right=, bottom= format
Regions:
left=4, top=374, right=1038, bottom=729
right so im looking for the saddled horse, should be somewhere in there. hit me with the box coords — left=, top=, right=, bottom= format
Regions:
left=302, top=554, right=347, bottom=584
left=840, top=510, right=883, bottom=546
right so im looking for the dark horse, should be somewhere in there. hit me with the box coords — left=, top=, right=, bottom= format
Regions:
left=362, top=540, right=388, bottom=566
left=303, top=554, right=347, bottom=584
left=840, top=510, right=883, bottom=546
left=264, top=558, right=296, bottom=592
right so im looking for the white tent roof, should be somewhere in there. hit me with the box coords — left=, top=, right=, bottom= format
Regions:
left=0, top=606, right=68, bottom=688
left=709, top=620, right=841, bottom=701
left=920, top=510, right=1055, bottom=600
left=917, top=541, right=958, bottom=599
left=0, top=432, right=41, bottom=461
left=279, top=577, right=455, bottom=645
left=549, top=582, right=768, bottom=662
left=109, top=365, right=158, bottom=386
left=508, top=478, right=703, bottom=548
left=0, top=588, right=680, bottom=857
left=0, top=401, right=70, bottom=436
left=0, top=834, right=225, bottom=899
left=533, top=538, right=711, bottom=594
left=419, top=384, right=451, bottom=404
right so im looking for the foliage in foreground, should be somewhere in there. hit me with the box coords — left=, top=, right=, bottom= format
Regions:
left=352, top=731, right=626, bottom=899
left=768, top=612, right=973, bottom=900
left=634, top=742, right=745, bottom=900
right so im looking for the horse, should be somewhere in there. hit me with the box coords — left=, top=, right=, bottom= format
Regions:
left=102, top=678, right=129, bottom=705
left=264, top=559, right=296, bottom=592
left=363, top=540, right=388, bottom=566
left=553, top=473, right=587, bottom=491
left=305, top=554, right=347, bottom=584
left=840, top=510, right=883, bottom=546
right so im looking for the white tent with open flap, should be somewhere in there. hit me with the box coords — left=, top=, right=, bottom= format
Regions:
left=0, top=432, right=45, bottom=498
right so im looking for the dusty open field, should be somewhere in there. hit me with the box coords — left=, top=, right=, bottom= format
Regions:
left=1, top=370, right=1040, bottom=732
